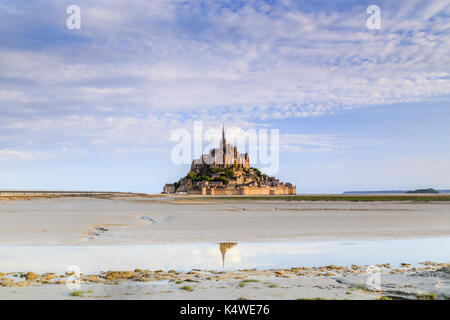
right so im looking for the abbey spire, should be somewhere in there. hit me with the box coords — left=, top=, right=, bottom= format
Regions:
left=222, top=124, right=227, bottom=166
left=221, top=124, right=226, bottom=147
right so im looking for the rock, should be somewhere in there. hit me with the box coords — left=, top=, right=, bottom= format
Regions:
left=400, top=263, right=411, bottom=268
left=25, top=272, right=39, bottom=281
left=419, top=261, right=438, bottom=266
left=104, top=271, right=136, bottom=280
left=82, top=275, right=101, bottom=283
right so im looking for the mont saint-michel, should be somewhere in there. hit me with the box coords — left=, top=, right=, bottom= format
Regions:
left=163, top=126, right=296, bottom=195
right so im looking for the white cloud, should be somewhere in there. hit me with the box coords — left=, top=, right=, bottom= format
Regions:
left=0, top=90, right=28, bottom=103
left=280, top=134, right=340, bottom=153
left=0, top=0, right=449, bottom=121
left=0, top=0, right=448, bottom=162
left=0, top=149, right=42, bottom=160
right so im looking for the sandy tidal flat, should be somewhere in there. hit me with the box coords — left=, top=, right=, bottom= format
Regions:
left=0, top=263, right=449, bottom=300
left=1, top=196, right=449, bottom=300
left=0, top=196, right=449, bottom=245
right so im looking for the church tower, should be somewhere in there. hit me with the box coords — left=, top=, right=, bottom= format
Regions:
left=222, top=124, right=227, bottom=167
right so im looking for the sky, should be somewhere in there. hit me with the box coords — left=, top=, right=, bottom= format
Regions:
left=0, top=0, right=449, bottom=193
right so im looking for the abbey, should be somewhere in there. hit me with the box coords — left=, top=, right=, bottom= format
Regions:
left=163, top=126, right=296, bottom=195
left=191, top=126, right=249, bottom=170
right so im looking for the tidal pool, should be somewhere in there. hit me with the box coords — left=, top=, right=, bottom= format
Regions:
left=0, top=237, right=448, bottom=274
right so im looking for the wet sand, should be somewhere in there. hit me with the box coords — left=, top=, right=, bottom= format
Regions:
left=1, top=196, right=449, bottom=300
left=0, top=263, right=449, bottom=300
left=0, top=196, right=449, bottom=245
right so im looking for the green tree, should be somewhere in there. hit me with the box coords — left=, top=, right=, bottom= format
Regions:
left=186, top=170, right=197, bottom=180
left=251, top=167, right=261, bottom=176
left=200, top=175, right=211, bottom=182
left=219, top=176, right=229, bottom=185
left=225, top=168, right=236, bottom=179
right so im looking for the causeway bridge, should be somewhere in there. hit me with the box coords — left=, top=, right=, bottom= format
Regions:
left=0, top=190, right=146, bottom=196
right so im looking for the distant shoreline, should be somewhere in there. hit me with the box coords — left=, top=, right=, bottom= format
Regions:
left=176, top=194, right=450, bottom=202
left=344, top=189, right=450, bottom=194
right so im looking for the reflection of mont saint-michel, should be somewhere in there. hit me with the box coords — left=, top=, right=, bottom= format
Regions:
left=220, top=242, right=237, bottom=268
left=164, top=126, right=296, bottom=195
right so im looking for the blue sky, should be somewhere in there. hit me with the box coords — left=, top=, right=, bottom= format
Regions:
left=0, top=0, right=449, bottom=193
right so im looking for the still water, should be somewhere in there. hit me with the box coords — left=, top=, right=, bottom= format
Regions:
left=0, top=238, right=448, bottom=273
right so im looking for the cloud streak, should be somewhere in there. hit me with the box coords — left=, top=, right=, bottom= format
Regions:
left=0, top=0, right=448, bottom=162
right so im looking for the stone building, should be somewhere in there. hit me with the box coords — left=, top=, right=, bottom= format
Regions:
left=163, top=125, right=296, bottom=196
left=191, top=126, right=250, bottom=172
left=163, top=184, right=175, bottom=194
